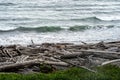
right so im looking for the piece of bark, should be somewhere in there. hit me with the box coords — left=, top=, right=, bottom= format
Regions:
left=0, top=59, right=68, bottom=72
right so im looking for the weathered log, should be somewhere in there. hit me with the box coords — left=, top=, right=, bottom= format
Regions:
left=53, top=56, right=97, bottom=73
left=101, top=59, right=120, bottom=66
left=80, top=49, right=120, bottom=54
left=60, top=52, right=82, bottom=59
left=0, top=59, right=69, bottom=71
left=0, top=62, right=14, bottom=66
left=61, top=50, right=120, bottom=59
left=5, top=49, right=12, bottom=58
left=16, top=55, right=29, bottom=63
left=66, top=59, right=97, bottom=73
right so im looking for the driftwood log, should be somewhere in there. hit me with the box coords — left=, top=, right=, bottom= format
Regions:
left=60, top=50, right=120, bottom=59
left=101, top=59, right=120, bottom=66
left=0, top=59, right=68, bottom=72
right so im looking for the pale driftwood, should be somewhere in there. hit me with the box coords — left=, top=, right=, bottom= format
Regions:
left=0, top=59, right=68, bottom=71
left=41, top=56, right=61, bottom=62
left=0, top=62, right=14, bottom=66
left=40, top=47, right=66, bottom=55
left=79, top=49, right=120, bottom=54
left=105, top=44, right=120, bottom=47
left=16, top=55, right=29, bottom=63
left=61, top=50, right=120, bottom=59
left=60, top=52, right=82, bottom=59
left=5, top=49, right=12, bottom=58
left=101, top=59, right=120, bottom=66
left=80, top=66, right=97, bottom=73
left=64, top=60, right=96, bottom=73
left=44, top=61, right=68, bottom=66
left=0, top=59, right=39, bottom=71
left=80, top=50, right=120, bottom=59
left=1, top=49, right=7, bottom=57
left=53, top=56, right=96, bottom=73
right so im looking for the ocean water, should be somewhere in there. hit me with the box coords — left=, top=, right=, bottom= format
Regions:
left=0, top=0, right=120, bottom=45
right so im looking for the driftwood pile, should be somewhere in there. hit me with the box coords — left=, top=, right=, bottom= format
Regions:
left=0, top=41, right=120, bottom=73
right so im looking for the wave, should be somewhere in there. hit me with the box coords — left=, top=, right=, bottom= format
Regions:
left=69, top=25, right=90, bottom=31
left=69, top=25, right=115, bottom=31
left=0, top=26, right=63, bottom=33
left=0, top=25, right=116, bottom=33
left=0, top=3, right=16, bottom=6
left=70, top=16, right=120, bottom=22
left=18, top=26, right=64, bottom=32
left=73, top=16, right=120, bottom=22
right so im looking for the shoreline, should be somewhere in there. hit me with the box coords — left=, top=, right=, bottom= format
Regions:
left=1, top=38, right=120, bottom=46
left=0, top=40, right=120, bottom=74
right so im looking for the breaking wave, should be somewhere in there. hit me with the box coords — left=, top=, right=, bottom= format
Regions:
left=0, top=3, right=16, bottom=6
left=0, top=25, right=116, bottom=33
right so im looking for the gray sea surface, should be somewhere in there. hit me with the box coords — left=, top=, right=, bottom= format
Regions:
left=0, top=0, right=120, bottom=45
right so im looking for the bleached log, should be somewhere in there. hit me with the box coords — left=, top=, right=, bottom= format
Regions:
left=0, top=59, right=68, bottom=71
left=60, top=52, right=82, bottom=59
left=16, top=55, right=29, bottom=63
left=80, top=49, right=120, bottom=54
left=81, top=50, right=120, bottom=59
left=54, top=56, right=97, bottom=73
left=61, top=50, right=120, bottom=59
left=0, top=62, right=14, bottom=66
left=101, top=59, right=120, bottom=66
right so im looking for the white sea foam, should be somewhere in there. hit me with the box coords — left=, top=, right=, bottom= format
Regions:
left=0, top=27, right=119, bottom=45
